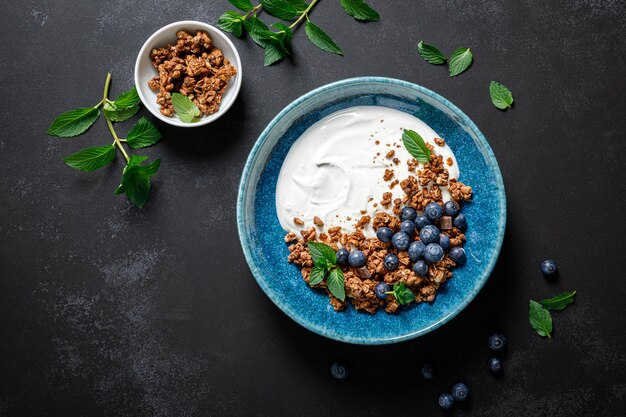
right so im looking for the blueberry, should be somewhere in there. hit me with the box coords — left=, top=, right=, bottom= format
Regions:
left=348, top=250, right=367, bottom=268
left=424, top=243, right=444, bottom=263
left=421, top=363, right=434, bottom=380
left=391, top=232, right=410, bottom=251
left=408, top=240, right=425, bottom=261
left=413, top=260, right=428, bottom=276
left=401, top=206, right=417, bottom=221
left=489, top=357, right=502, bottom=373
left=414, top=214, right=431, bottom=230
left=487, top=333, right=507, bottom=351
left=451, top=382, right=469, bottom=401
left=439, top=233, right=450, bottom=251
left=453, top=213, right=467, bottom=230
left=330, top=361, right=348, bottom=380
left=450, top=247, right=466, bottom=264
left=336, top=248, right=349, bottom=265
left=541, top=259, right=558, bottom=276
left=438, top=393, right=454, bottom=410
left=444, top=200, right=461, bottom=217
left=376, top=227, right=393, bottom=243
left=420, top=225, right=440, bottom=244
left=384, top=254, right=399, bottom=270
left=424, top=202, right=443, bottom=221
left=400, top=220, right=416, bottom=237
left=375, top=282, right=390, bottom=299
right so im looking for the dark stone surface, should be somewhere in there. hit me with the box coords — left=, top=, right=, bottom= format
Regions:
left=1, top=1, right=625, bottom=415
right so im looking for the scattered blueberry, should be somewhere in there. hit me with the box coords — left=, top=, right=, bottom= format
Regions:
left=400, top=220, right=416, bottom=237
left=487, top=333, right=507, bottom=352
left=453, top=213, right=467, bottom=230
left=376, top=227, right=393, bottom=243
left=330, top=361, right=348, bottom=380
left=420, top=225, right=440, bottom=244
left=348, top=250, right=367, bottom=268
left=489, top=357, right=502, bottom=373
left=444, top=200, right=461, bottom=217
left=421, top=363, right=434, bottom=380
left=336, top=248, right=349, bottom=265
left=438, top=393, right=454, bottom=410
left=449, top=247, right=466, bottom=264
left=451, top=382, right=469, bottom=401
left=439, top=233, right=450, bottom=251
left=401, top=206, right=417, bottom=221
left=375, top=282, right=390, bottom=299
left=414, top=214, right=431, bottom=230
left=541, top=259, right=558, bottom=276
left=408, top=240, right=426, bottom=261
left=424, top=202, right=443, bottom=221
left=424, top=243, right=444, bottom=263
left=413, top=260, right=428, bottom=276
left=392, top=232, right=410, bottom=251
left=384, top=253, right=399, bottom=270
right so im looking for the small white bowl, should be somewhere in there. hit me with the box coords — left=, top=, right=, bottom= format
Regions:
left=134, top=21, right=242, bottom=128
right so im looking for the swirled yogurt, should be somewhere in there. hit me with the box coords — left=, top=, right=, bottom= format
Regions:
left=276, top=106, right=459, bottom=238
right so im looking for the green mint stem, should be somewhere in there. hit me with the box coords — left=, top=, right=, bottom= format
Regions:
left=289, top=0, right=320, bottom=30
left=245, top=3, right=262, bottom=19
left=101, top=72, right=130, bottom=162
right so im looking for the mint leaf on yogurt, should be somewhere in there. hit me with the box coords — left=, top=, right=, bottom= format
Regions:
left=402, top=129, right=431, bottom=164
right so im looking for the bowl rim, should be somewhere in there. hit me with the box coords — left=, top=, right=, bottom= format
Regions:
left=134, top=20, right=242, bottom=128
left=237, top=76, right=507, bottom=344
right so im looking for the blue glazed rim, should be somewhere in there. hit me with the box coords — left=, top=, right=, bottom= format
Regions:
left=237, top=77, right=506, bottom=344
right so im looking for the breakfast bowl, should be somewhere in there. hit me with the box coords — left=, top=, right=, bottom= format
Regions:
left=237, top=77, right=506, bottom=345
left=134, top=20, right=242, bottom=127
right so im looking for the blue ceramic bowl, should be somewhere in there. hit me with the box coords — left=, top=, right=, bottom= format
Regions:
left=237, top=77, right=506, bottom=344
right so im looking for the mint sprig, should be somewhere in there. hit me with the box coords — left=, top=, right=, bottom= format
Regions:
left=417, top=41, right=446, bottom=65
left=449, top=47, right=472, bottom=77
left=114, top=155, right=161, bottom=209
left=307, top=241, right=345, bottom=301
left=386, top=282, right=415, bottom=305
left=529, top=290, right=576, bottom=338
left=402, top=129, right=431, bottom=163
left=489, top=81, right=514, bottom=110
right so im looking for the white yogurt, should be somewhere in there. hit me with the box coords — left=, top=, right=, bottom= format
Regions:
left=275, top=106, right=459, bottom=237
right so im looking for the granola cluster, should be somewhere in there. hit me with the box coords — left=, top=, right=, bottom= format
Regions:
left=147, top=30, right=237, bottom=117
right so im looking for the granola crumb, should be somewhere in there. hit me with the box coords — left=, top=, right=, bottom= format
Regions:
left=383, top=169, right=394, bottom=181
left=313, top=216, right=324, bottom=227
left=434, top=137, right=445, bottom=146
left=446, top=157, right=453, bottom=166
left=293, top=217, right=304, bottom=226
left=385, top=150, right=395, bottom=158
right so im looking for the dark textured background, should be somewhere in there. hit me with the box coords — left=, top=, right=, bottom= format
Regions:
left=1, top=0, right=625, bottom=416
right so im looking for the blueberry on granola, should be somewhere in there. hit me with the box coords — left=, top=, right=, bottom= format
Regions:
left=376, top=226, right=393, bottom=243
left=487, top=333, right=507, bottom=351
left=453, top=213, right=467, bottom=230
left=424, top=243, right=444, bottom=263
left=439, top=233, right=450, bottom=251
left=330, top=361, right=348, bottom=379
left=408, top=240, right=425, bottom=261
left=413, top=260, right=428, bottom=276
left=541, top=259, right=558, bottom=276
left=414, top=214, right=431, bottom=230
left=444, top=200, right=461, bottom=217
left=451, top=382, right=469, bottom=401
left=424, top=202, right=443, bottom=221
left=401, top=206, right=417, bottom=221
left=438, top=393, right=454, bottom=410
left=375, top=282, right=390, bottom=299
left=336, top=248, right=349, bottom=265
left=392, top=232, right=410, bottom=251
left=400, top=220, right=416, bottom=237
left=420, top=225, right=439, bottom=245
left=450, top=247, right=466, bottom=264
left=348, top=250, right=367, bottom=267
left=489, top=357, right=502, bottom=373
left=384, top=253, right=399, bottom=270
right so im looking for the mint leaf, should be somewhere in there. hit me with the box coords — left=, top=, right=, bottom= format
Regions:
left=339, top=0, right=380, bottom=21
left=218, top=11, right=245, bottom=37
left=171, top=93, right=201, bottom=123
left=112, top=86, right=140, bottom=109
left=63, top=145, right=116, bottom=172
left=449, top=47, right=472, bottom=77
left=127, top=117, right=162, bottom=149
left=529, top=300, right=553, bottom=338
left=114, top=155, right=160, bottom=208
left=327, top=268, right=345, bottom=301
left=47, top=107, right=100, bottom=138
left=539, top=291, right=576, bottom=311
left=402, top=129, right=431, bottom=163
left=228, top=0, right=254, bottom=11
left=264, top=41, right=288, bottom=66
left=305, top=21, right=343, bottom=55
left=307, top=242, right=337, bottom=267
left=260, top=0, right=308, bottom=20
left=309, top=265, right=326, bottom=286
left=417, top=41, right=446, bottom=65
left=103, top=101, right=140, bottom=122
left=388, top=282, right=414, bottom=305
left=489, top=81, right=514, bottom=110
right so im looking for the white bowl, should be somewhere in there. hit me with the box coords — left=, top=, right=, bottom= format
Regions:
left=134, top=21, right=242, bottom=127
